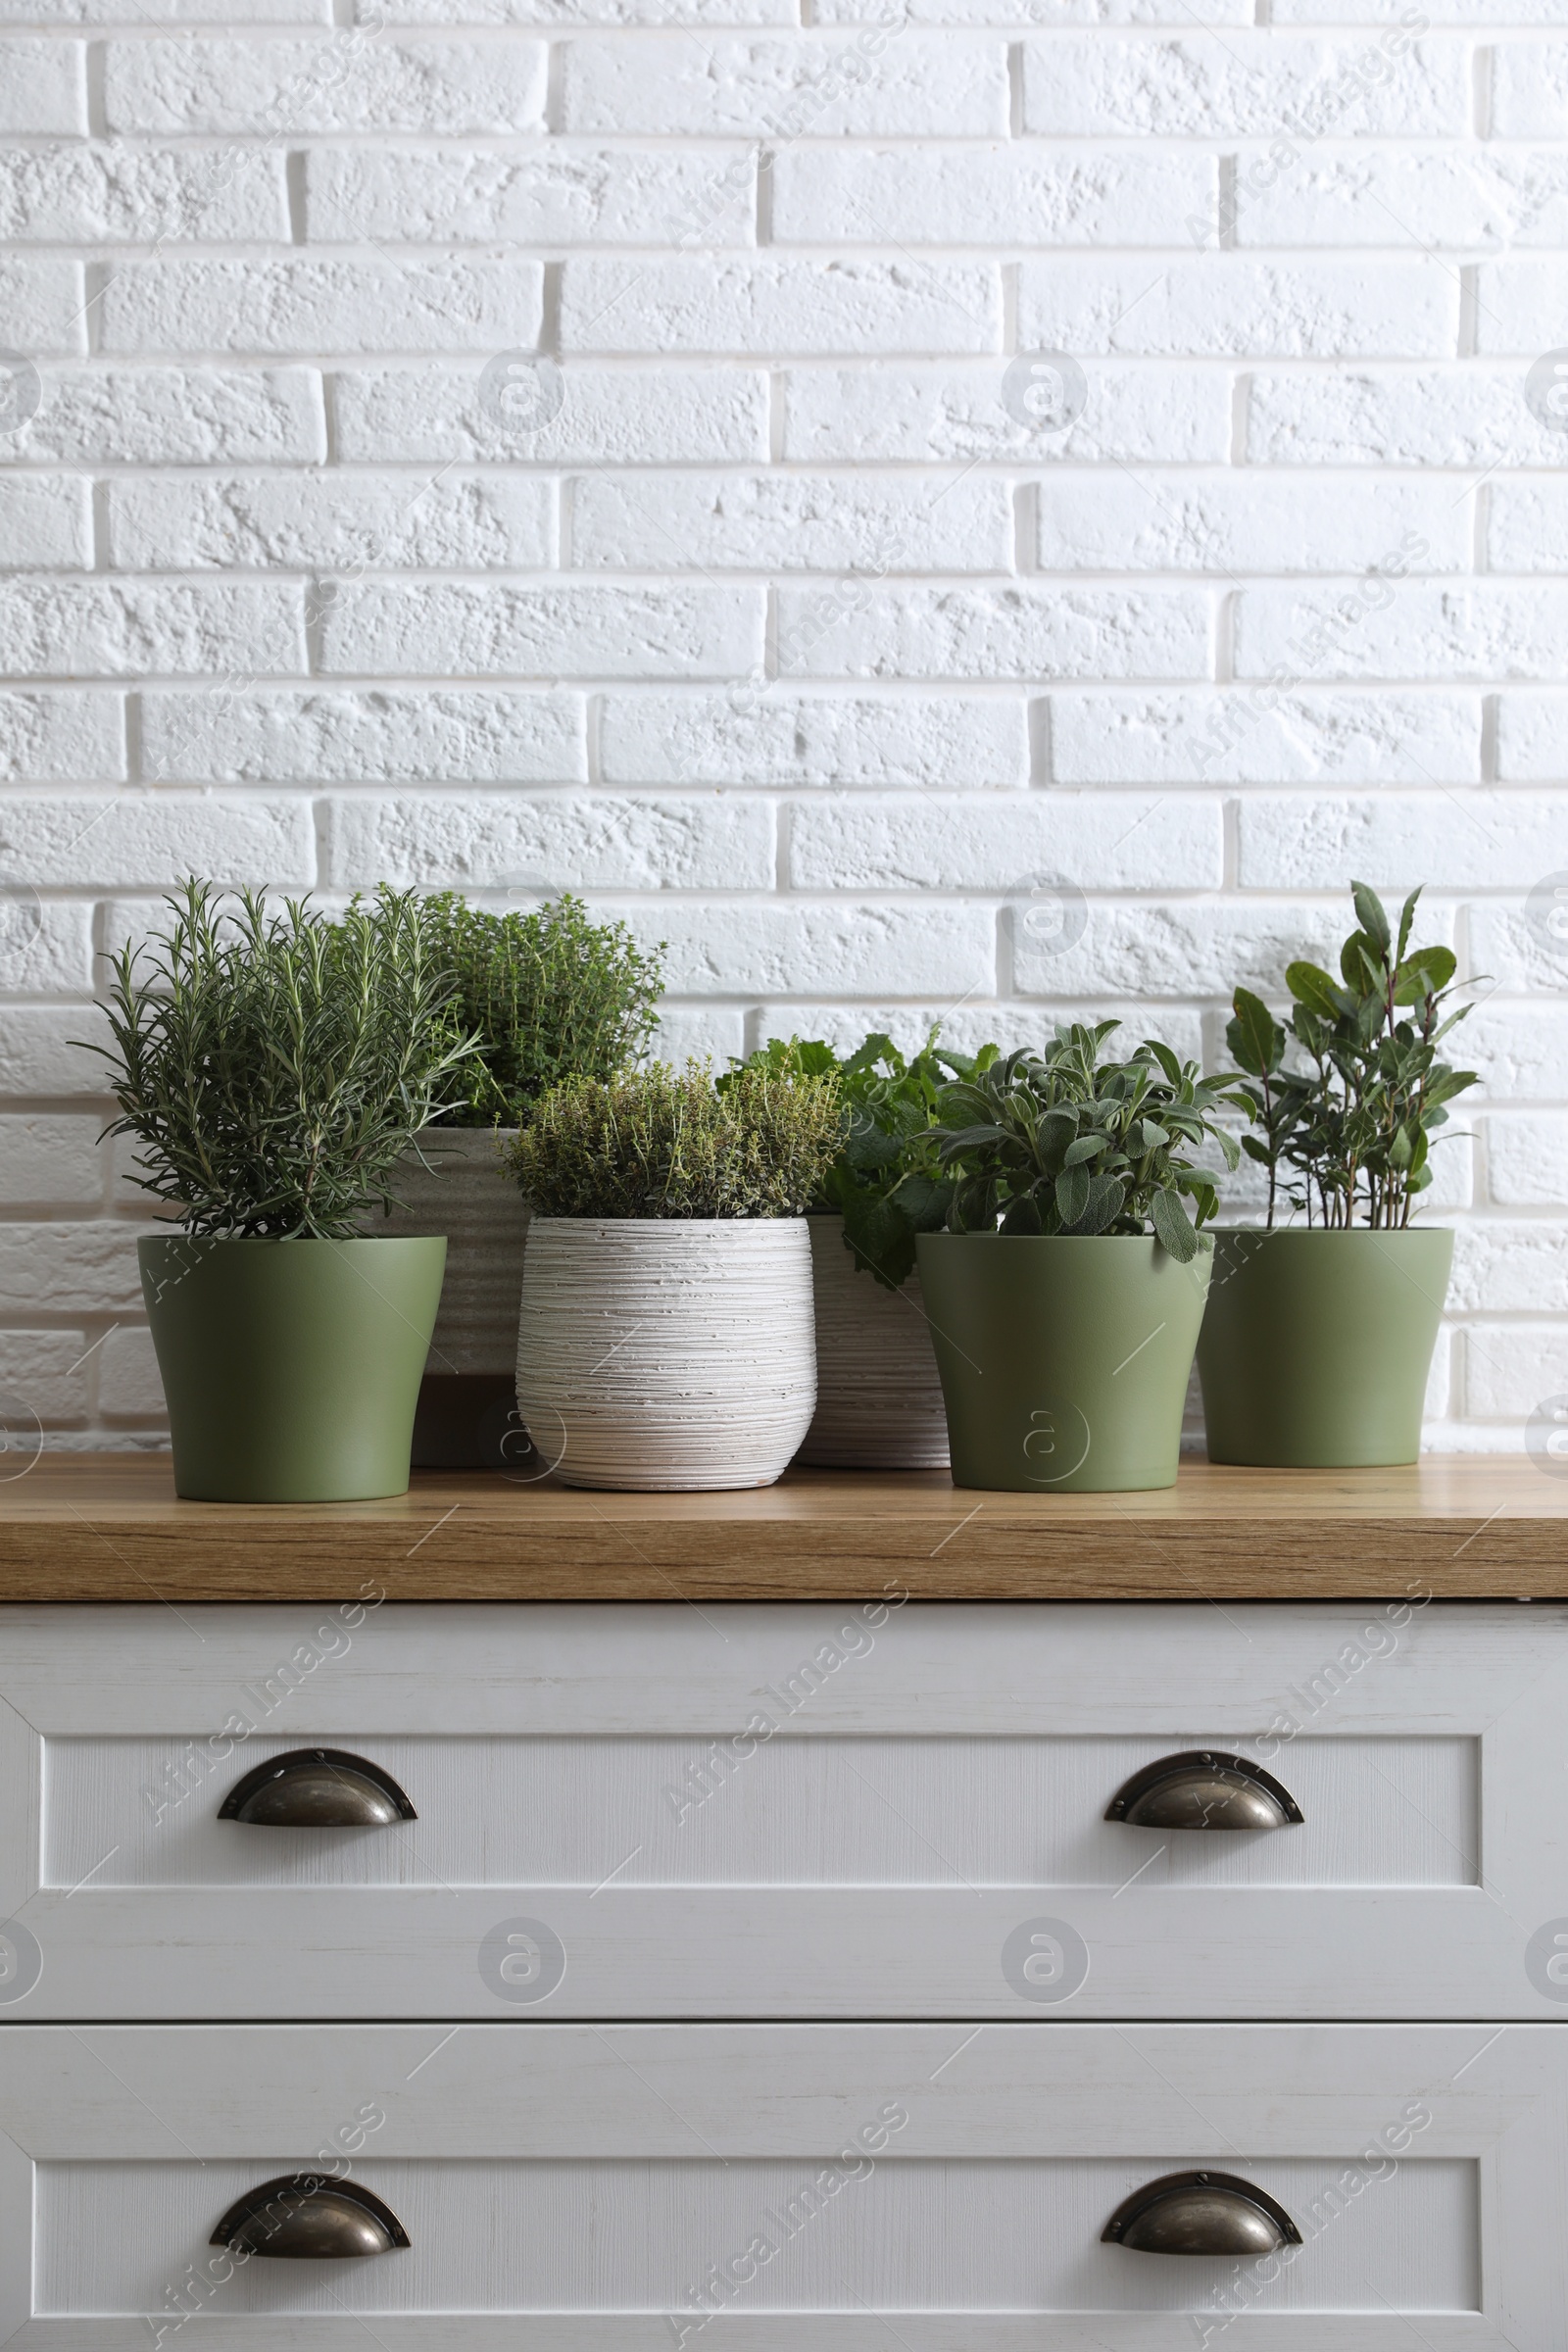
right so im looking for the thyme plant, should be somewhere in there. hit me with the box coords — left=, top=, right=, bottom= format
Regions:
left=422, top=893, right=663, bottom=1127
left=931, top=1023, right=1243, bottom=1263
left=88, top=881, right=478, bottom=1239
left=1226, top=882, right=1478, bottom=1230
left=507, top=1060, right=842, bottom=1219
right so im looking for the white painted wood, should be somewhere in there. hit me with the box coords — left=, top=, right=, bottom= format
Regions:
left=377, top=1129, right=530, bottom=1377
left=795, top=1215, right=949, bottom=1469
left=515, top=1219, right=816, bottom=1491
left=1, top=1603, right=1562, bottom=2019
left=0, top=2023, right=1556, bottom=2348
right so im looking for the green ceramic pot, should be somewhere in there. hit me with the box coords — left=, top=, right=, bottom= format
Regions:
left=139, top=1235, right=447, bottom=1502
left=1198, top=1227, right=1452, bottom=1468
left=914, top=1233, right=1212, bottom=1494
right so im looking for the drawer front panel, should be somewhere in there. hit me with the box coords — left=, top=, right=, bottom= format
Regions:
left=0, top=2023, right=1554, bottom=2348
left=1, top=1601, right=1562, bottom=2018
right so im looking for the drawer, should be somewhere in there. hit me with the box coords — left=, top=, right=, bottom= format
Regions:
left=0, top=2021, right=1558, bottom=2347
left=1, top=1601, right=1565, bottom=2019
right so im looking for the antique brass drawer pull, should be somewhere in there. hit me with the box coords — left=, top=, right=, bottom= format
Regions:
left=218, top=1748, right=416, bottom=1828
left=211, top=2176, right=411, bottom=2258
left=1102, top=2170, right=1301, bottom=2255
left=1105, top=1751, right=1302, bottom=1831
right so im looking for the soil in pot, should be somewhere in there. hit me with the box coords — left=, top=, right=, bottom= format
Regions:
left=515, top=1217, right=814, bottom=1492
left=377, top=1128, right=530, bottom=1468
left=795, top=1213, right=949, bottom=1471
left=915, top=1232, right=1212, bottom=1493
left=139, top=1234, right=446, bottom=1502
left=1198, top=1227, right=1452, bottom=1467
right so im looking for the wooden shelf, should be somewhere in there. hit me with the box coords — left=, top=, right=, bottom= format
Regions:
left=0, top=1455, right=1564, bottom=1600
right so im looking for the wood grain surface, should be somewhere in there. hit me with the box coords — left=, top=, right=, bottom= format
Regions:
left=0, top=1456, right=1564, bottom=1600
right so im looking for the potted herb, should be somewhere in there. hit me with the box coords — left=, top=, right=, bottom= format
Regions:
left=90, top=882, right=475, bottom=1502
left=377, top=894, right=663, bottom=1467
left=507, top=1060, right=840, bottom=1490
left=915, top=1024, right=1242, bottom=1492
left=726, top=1031, right=998, bottom=1470
left=1199, top=882, right=1477, bottom=1467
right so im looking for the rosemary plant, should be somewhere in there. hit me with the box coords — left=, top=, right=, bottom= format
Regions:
left=87, top=881, right=478, bottom=1239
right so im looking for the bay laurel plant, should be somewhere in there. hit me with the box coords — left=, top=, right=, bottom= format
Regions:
left=421, top=892, right=663, bottom=1128
left=931, top=1022, right=1244, bottom=1264
left=1226, top=881, right=1478, bottom=1231
left=507, top=1060, right=843, bottom=1219
left=88, top=880, right=479, bottom=1240
left=723, top=1030, right=1001, bottom=1288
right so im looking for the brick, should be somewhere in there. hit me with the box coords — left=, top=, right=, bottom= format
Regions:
left=0, top=690, right=124, bottom=781
left=1036, top=474, right=1464, bottom=573
left=0, top=146, right=286, bottom=242
left=319, top=583, right=763, bottom=679
left=0, top=1114, right=103, bottom=1205
left=0, top=898, right=92, bottom=993
left=1460, top=1007, right=1568, bottom=1104
left=1496, top=693, right=1568, bottom=784
left=605, top=899, right=997, bottom=998
left=0, top=583, right=306, bottom=678
left=1235, top=151, right=1568, bottom=252
left=774, top=584, right=1210, bottom=680
left=104, top=35, right=545, bottom=133
left=1277, top=0, right=1554, bottom=16
left=3, top=0, right=325, bottom=20
left=573, top=472, right=1012, bottom=572
left=599, top=692, right=1027, bottom=787
left=1018, top=258, right=1456, bottom=358
left=1476, top=261, right=1568, bottom=358
left=790, top=793, right=1222, bottom=892
left=333, top=366, right=767, bottom=465
left=561, top=34, right=1007, bottom=137
left=97, top=1324, right=165, bottom=1420
left=379, top=0, right=790, bottom=20
left=652, top=1006, right=748, bottom=1066
left=753, top=1000, right=1017, bottom=1056
left=1247, top=368, right=1559, bottom=467
left=1236, top=584, right=1568, bottom=684
left=1466, top=903, right=1568, bottom=997
left=0, top=1223, right=153, bottom=1312
left=0, top=39, right=85, bottom=131
left=1015, top=897, right=1357, bottom=1000
left=1489, top=481, right=1568, bottom=574
left=141, top=688, right=584, bottom=785
left=1492, top=42, right=1568, bottom=138
left=0, top=1331, right=92, bottom=1426
left=1052, top=689, right=1480, bottom=786
left=1020, top=32, right=1465, bottom=137
left=0, top=795, right=314, bottom=888
left=0, top=478, right=91, bottom=568
left=100, top=258, right=544, bottom=357
left=816, top=0, right=1253, bottom=22
left=771, top=147, right=1213, bottom=245
left=307, top=146, right=756, bottom=246
left=1484, top=1115, right=1568, bottom=1209
left=561, top=259, right=1002, bottom=355
left=108, top=474, right=553, bottom=571
left=11, top=368, right=325, bottom=465
left=1464, top=1325, right=1568, bottom=1425
left=325, top=793, right=774, bottom=892
left=1238, top=794, right=1568, bottom=891
left=0, top=261, right=86, bottom=357
left=781, top=362, right=1230, bottom=464
left=1450, top=1222, right=1568, bottom=1317
left=0, top=1006, right=112, bottom=1097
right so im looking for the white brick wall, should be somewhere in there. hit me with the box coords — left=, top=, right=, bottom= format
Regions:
left=0, top=0, right=1563, bottom=1454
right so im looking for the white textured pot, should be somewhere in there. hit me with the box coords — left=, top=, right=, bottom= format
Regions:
left=796, top=1212, right=951, bottom=1470
left=515, top=1217, right=815, bottom=1492
left=379, top=1128, right=531, bottom=1465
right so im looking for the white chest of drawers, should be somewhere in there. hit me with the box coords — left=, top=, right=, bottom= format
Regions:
left=0, top=1461, right=1563, bottom=2346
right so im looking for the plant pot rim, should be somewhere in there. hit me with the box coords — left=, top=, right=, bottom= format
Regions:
left=525, top=1212, right=808, bottom=1229
left=138, top=1233, right=446, bottom=1251
left=919, top=1230, right=1213, bottom=1250
left=1211, top=1224, right=1452, bottom=1240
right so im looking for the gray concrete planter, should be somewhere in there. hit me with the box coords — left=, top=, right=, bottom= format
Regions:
left=378, top=1127, right=530, bottom=1465
left=795, top=1213, right=950, bottom=1471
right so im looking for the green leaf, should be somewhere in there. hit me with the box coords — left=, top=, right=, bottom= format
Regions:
left=1150, top=1185, right=1198, bottom=1262
left=1227, top=986, right=1283, bottom=1078
left=1079, top=1172, right=1126, bottom=1235
left=1061, top=1134, right=1102, bottom=1168
left=1143, top=1038, right=1182, bottom=1087
left=1287, top=960, right=1343, bottom=1019
left=1393, top=944, right=1456, bottom=1004
left=1340, top=931, right=1384, bottom=994
left=1351, top=880, right=1391, bottom=956
left=1396, top=886, right=1421, bottom=963
left=1055, top=1162, right=1091, bottom=1226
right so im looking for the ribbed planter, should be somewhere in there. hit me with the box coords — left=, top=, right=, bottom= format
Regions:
left=139, top=1235, right=446, bottom=1503
left=795, top=1213, right=949, bottom=1470
left=379, top=1128, right=530, bottom=1466
left=915, top=1232, right=1212, bottom=1494
left=1198, top=1227, right=1452, bottom=1467
left=515, top=1218, right=815, bottom=1492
